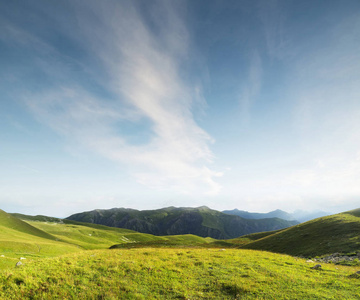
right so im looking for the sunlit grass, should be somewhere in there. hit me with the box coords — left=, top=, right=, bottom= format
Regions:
left=1, top=209, right=360, bottom=298
left=241, top=210, right=360, bottom=257
left=1, top=248, right=359, bottom=299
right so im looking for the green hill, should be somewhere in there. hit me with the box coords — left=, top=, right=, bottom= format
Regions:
left=1, top=208, right=360, bottom=298
left=26, top=219, right=214, bottom=250
left=0, top=210, right=82, bottom=268
left=66, top=206, right=298, bottom=239
left=240, top=208, right=360, bottom=257
left=0, top=210, right=215, bottom=269
left=0, top=210, right=58, bottom=241
left=6, top=212, right=215, bottom=251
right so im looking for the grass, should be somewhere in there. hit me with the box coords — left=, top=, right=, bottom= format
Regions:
left=26, top=221, right=214, bottom=250
left=241, top=209, right=360, bottom=257
left=1, top=248, right=360, bottom=299
left=0, top=210, right=81, bottom=269
left=0, top=209, right=214, bottom=264
left=0, top=210, right=57, bottom=241
left=1, top=208, right=360, bottom=298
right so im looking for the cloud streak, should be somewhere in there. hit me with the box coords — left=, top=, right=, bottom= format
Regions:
left=24, top=0, right=221, bottom=195
left=239, top=51, right=262, bottom=124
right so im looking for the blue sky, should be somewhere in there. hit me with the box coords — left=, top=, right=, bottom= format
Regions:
left=1, top=0, right=360, bottom=217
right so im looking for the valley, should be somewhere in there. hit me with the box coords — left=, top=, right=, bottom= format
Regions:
left=0, top=208, right=359, bottom=299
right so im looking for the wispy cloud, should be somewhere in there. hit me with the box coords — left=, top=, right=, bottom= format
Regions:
left=239, top=51, right=262, bottom=123
left=258, top=0, right=288, bottom=61
left=24, top=0, right=221, bottom=195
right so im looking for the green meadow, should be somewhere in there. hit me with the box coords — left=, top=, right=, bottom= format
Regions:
left=239, top=208, right=360, bottom=257
left=0, top=209, right=360, bottom=299
left=1, top=248, right=360, bottom=299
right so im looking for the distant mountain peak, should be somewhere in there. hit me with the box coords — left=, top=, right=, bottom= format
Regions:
left=223, top=208, right=331, bottom=222
left=66, top=206, right=297, bottom=239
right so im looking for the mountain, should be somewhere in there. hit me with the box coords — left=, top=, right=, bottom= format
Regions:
left=66, top=206, right=298, bottom=239
left=239, top=208, right=360, bottom=257
left=223, top=209, right=330, bottom=222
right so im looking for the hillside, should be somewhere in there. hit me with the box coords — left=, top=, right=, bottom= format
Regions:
left=240, top=208, right=360, bottom=257
left=0, top=210, right=82, bottom=269
left=8, top=212, right=214, bottom=251
left=1, top=208, right=360, bottom=298
left=0, top=210, right=216, bottom=269
left=66, top=206, right=298, bottom=239
left=27, top=219, right=214, bottom=250
left=0, top=210, right=57, bottom=241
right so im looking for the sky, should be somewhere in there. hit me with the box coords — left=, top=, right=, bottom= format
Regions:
left=1, top=0, right=360, bottom=218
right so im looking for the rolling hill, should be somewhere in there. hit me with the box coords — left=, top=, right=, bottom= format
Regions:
left=0, top=210, right=82, bottom=268
left=66, top=206, right=298, bottom=239
left=0, top=209, right=217, bottom=268
left=239, top=208, right=360, bottom=257
left=5, top=207, right=360, bottom=259
left=7, top=212, right=215, bottom=250
left=0, top=209, right=218, bottom=270
left=1, top=207, right=360, bottom=299
left=0, top=210, right=57, bottom=241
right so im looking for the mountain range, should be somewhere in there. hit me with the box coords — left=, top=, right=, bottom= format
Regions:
left=2, top=207, right=359, bottom=258
left=66, top=206, right=298, bottom=239
left=222, top=209, right=330, bottom=222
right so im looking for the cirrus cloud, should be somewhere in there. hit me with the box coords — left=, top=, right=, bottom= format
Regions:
left=23, top=0, right=222, bottom=195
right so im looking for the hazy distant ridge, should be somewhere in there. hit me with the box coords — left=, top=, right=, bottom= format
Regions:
left=223, top=209, right=330, bottom=222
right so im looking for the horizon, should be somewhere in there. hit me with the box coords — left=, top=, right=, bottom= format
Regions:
left=1, top=0, right=360, bottom=218
left=5, top=204, right=338, bottom=220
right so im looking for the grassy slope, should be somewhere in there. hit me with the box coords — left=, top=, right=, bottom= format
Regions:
left=1, top=212, right=215, bottom=269
left=0, top=210, right=81, bottom=269
left=4, top=211, right=214, bottom=250
left=225, top=229, right=283, bottom=246
left=1, top=209, right=360, bottom=298
left=110, top=234, right=215, bottom=249
left=27, top=221, right=214, bottom=250
left=1, top=248, right=359, bottom=299
left=0, top=210, right=58, bottom=241
left=241, top=209, right=360, bottom=257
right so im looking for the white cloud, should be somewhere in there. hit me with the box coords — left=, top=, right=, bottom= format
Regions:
left=25, top=0, right=221, bottom=195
